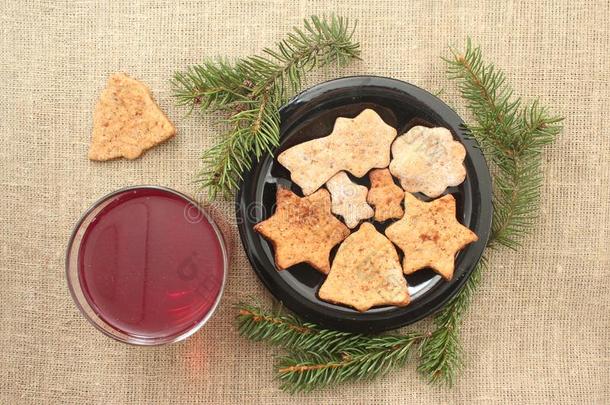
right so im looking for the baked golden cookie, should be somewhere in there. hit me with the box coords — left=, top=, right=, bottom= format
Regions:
left=367, top=168, right=404, bottom=221
left=254, top=187, right=350, bottom=274
left=319, top=223, right=410, bottom=312
left=88, top=73, right=176, bottom=161
left=385, top=193, right=478, bottom=280
left=389, top=126, right=466, bottom=198
left=278, top=109, right=397, bottom=195
left=326, top=171, right=374, bottom=229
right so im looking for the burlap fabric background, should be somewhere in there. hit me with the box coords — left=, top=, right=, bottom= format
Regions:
left=1, top=1, right=608, bottom=403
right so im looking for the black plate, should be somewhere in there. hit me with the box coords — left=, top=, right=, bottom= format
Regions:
left=236, top=76, right=492, bottom=333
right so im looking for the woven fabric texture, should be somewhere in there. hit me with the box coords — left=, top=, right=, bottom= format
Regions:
left=1, top=1, right=608, bottom=403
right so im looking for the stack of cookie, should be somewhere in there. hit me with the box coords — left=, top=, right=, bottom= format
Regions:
left=255, top=109, right=478, bottom=312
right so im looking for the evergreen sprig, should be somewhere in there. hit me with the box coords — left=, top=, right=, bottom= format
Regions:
left=235, top=39, right=562, bottom=393
left=238, top=304, right=424, bottom=355
left=277, top=336, right=421, bottom=393
left=237, top=304, right=423, bottom=393
left=446, top=39, right=563, bottom=249
left=238, top=304, right=402, bottom=354
left=172, top=15, right=360, bottom=199
left=416, top=40, right=562, bottom=386
left=417, top=256, right=486, bottom=385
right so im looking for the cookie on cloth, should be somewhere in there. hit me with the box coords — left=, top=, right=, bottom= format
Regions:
left=389, top=126, right=466, bottom=198
left=318, top=223, right=410, bottom=312
left=278, top=109, right=397, bottom=195
left=88, top=73, right=176, bottom=161
left=253, top=187, right=350, bottom=274
left=385, top=193, right=478, bottom=280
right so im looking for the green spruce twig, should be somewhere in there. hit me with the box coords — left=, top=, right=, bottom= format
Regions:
left=238, top=304, right=385, bottom=354
left=172, top=15, right=360, bottom=199
left=416, top=39, right=563, bottom=386
left=276, top=335, right=421, bottom=393
left=238, top=303, right=424, bottom=355
left=445, top=38, right=563, bottom=249
left=417, top=256, right=486, bottom=385
left=237, top=303, right=423, bottom=393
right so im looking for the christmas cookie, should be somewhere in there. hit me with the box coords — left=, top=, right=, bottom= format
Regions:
left=88, top=73, right=176, bottom=161
left=319, top=223, right=410, bottom=312
left=385, top=193, right=478, bottom=280
left=254, top=187, right=350, bottom=274
left=278, top=109, right=397, bottom=195
left=367, top=168, right=404, bottom=221
left=325, top=172, right=374, bottom=229
left=389, top=126, right=466, bottom=198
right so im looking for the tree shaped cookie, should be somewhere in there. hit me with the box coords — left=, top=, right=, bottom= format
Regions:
left=278, top=109, right=397, bottom=195
left=385, top=193, right=478, bottom=280
left=88, top=73, right=176, bottom=161
left=254, top=187, right=350, bottom=274
left=325, top=172, right=374, bottom=229
left=389, top=126, right=466, bottom=198
left=367, top=168, right=404, bottom=221
left=319, top=223, right=410, bottom=312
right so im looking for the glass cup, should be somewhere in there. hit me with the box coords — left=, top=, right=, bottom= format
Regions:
left=66, top=186, right=228, bottom=345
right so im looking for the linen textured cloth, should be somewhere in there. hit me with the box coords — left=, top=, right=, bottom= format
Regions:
left=1, top=1, right=608, bottom=403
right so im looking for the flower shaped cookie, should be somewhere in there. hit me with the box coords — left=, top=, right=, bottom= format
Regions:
left=389, top=126, right=466, bottom=198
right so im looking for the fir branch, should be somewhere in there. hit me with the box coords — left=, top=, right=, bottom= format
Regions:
left=416, top=39, right=563, bottom=386
left=277, top=335, right=421, bottom=393
left=445, top=38, right=563, bottom=249
left=237, top=303, right=424, bottom=355
left=238, top=304, right=423, bottom=392
left=417, top=256, right=486, bottom=385
left=172, top=15, right=360, bottom=199
left=238, top=304, right=363, bottom=353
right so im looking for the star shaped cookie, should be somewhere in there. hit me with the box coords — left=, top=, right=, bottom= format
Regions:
left=254, top=187, right=350, bottom=274
left=326, top=172, right=374, bottom=229
left=385, top=193, right=478, bottom=280
left=278, top=109, right=397, bottom=195
left=319, top=223, right=410, bottom=312
left=367, top=168, right=404, bottom=222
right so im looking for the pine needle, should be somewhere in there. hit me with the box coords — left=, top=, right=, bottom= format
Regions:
left=237, top=303, right=423, bottom=393
left=172, top=15, right=360, bottom=199
left=417, top=256, right=487, bottom=385
left=445, top=38, right=563, bottom=249
left=415, top=38, right=563, bottom=385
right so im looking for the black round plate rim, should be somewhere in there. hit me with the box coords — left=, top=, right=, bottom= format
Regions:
left=236, top=75, right=493, bottom=333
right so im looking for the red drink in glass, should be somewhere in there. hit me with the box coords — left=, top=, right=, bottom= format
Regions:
left=66, top=186, right=227, bottom=345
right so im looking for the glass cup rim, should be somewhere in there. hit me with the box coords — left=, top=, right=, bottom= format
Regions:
left=65, top=185, right=228, bottom=346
